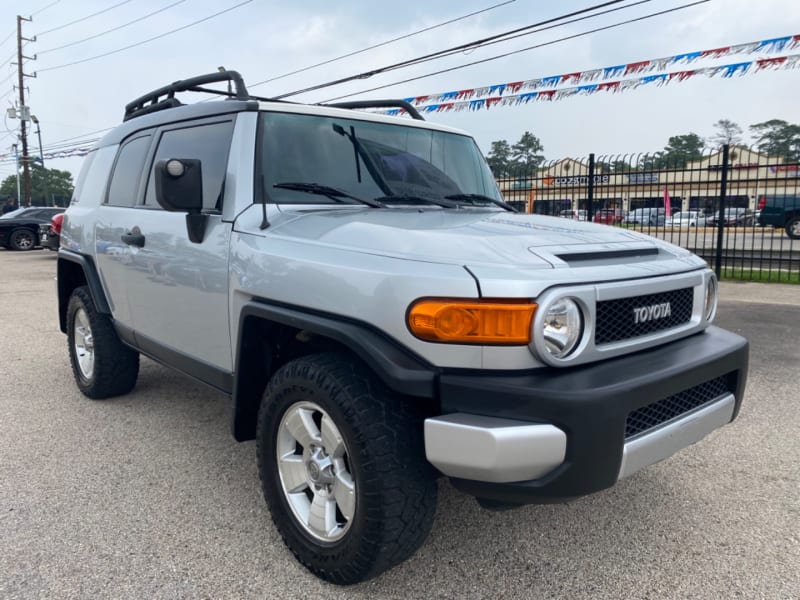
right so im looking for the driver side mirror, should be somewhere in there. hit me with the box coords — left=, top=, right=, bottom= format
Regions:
left=154, top=158, right=207, bottom=244
left=155, top=158, right=203, bottom=213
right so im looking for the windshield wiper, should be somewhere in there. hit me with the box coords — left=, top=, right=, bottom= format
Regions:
left=373, top=194, right=459, bottom=208
left=273, top=182, right=384, bottom=207
left=332, top=123, right=394, bottom=196
left=444, top=193, right=517, bottom=212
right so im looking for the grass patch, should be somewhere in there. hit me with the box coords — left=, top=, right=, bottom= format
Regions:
left=719, top=268, right=800, bottom=284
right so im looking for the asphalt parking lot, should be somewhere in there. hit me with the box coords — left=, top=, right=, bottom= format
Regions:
left=1, top=249, right=798, bottom=599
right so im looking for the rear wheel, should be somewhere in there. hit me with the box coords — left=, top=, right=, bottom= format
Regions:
left=67, top=286, right=139, bottom=398
left=9, top=228, right=36, bottom=251
left=786, top=218, right=800, bottom=240
left=257, top=353, right=437, bottom=584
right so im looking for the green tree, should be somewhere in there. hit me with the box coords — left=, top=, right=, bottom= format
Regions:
left=510, top=131, right=545, bottom=174
left=641, top=133, right=705, bottom=170
left=709, top=119, right=743, bottom=148
left=750, top=119, right=800, bottom=160
left=486, top=139, right=513, bottom=176
left=0, top=163, right=74, bottom=206
left=596, top=159, right=633, bottom=173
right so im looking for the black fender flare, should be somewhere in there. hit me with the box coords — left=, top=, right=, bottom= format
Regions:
left=57, top=249, right=111, bottom=332
left=231, top=300, right=438, bottom=441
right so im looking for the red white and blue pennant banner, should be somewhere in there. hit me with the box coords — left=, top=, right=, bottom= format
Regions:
left=395, top=34, right=799, bottom=108
left=382, top=53, right=800, bottom=115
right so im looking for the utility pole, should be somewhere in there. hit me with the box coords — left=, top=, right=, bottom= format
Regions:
left=16, top=15, right=35, bottom=207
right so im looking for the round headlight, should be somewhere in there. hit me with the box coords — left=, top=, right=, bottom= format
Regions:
left=705, top=275, right=718, bottom=321
left=543, top=298, right=583, bottom=358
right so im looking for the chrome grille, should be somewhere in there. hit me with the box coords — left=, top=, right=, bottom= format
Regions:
left=625, top=375, right=732, bottom=439
left=595, top=287, right=693, bottom=345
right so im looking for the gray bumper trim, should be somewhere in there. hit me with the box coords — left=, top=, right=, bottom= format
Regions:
left=618, top=393, right=735, bottom=480
left=424, top=413, right=566, bottom=483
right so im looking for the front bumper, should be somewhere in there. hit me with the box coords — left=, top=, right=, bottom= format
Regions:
left=425, top=326, right=748, bottom=504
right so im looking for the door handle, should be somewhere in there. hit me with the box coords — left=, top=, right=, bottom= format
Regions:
left=121, top=229, right=145, bottom=247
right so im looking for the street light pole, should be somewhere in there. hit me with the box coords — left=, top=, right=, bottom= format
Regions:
left=12, top=143, right=21, bottom=206
left=31, top=115, right=44, bottom=169
left=30, top=115, right=52, bottom=206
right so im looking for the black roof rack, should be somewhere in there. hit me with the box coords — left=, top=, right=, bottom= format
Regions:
left=123, top=70, right=250, bottom=122
left=122, top=70, right=426, bottom=123
left=323, top=99, right=425, bottom=121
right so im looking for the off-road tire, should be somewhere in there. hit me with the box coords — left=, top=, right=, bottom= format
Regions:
left=9, top=228, right=36, bottom=251
left=67, top=286, right=139, bottom=399
left=786, top=217, right=800, bottom=240
left=257, top=353, right=437, bottom=585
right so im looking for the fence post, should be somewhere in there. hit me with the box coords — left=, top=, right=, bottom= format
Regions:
left=714, top=145, right=730, bottom=278
left=587, top=153, right=595, bottom=222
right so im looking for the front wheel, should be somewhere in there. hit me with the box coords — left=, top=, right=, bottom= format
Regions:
left=257, top=353, right=437, bottom=584
left=67, top=286, right=139, bottom=398
left=786, top=218, right=800, bottom=240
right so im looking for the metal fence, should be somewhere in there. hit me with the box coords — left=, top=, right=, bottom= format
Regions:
left=496, top=145, right=799, bottom=282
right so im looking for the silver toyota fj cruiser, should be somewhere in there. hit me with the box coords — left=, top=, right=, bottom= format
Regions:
left=56, top=71, right=749, bottom=584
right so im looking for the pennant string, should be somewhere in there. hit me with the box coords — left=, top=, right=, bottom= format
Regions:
left=398, top=33, right=799, bottom=107
left=372, top=53, right=800, bottom=115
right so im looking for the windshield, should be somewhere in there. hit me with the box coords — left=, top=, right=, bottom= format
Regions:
left=257, top=111, right=502, bottom=206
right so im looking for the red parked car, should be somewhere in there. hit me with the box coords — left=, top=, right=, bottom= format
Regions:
left=39, top=212, right=64, bottom=251
left=593, top=209, right=626, bottom=225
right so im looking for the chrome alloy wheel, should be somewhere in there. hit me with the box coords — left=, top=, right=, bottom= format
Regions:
left=13, top=230, right=35, bottom=250
left=73, top=307, right=95, bottom=379
left=276, top=401, right=356, bottom=542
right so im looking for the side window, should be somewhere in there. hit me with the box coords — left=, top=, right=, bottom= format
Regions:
left=106, top=135, right=152, bottom=207
left=145, top=120, right=234, bottom=211
left=69, top=150, right=96, bottom=205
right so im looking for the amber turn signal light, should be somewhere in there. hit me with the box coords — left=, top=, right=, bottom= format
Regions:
left=407, top=299, right=537, bottom=344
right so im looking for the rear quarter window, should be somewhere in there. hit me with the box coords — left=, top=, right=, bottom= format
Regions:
left=106, top=135, right=152, bottom=207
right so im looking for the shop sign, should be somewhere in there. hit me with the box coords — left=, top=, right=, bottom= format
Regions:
left=543, top=175, right=609, bottom=185
left=708, top=162, right=760, bottom=171
left=626, top=173, right=659, bottom=183
left=769, top=165, right=799, bottom=176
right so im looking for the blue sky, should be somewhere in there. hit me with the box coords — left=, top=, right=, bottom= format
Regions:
left=1, top=0, right=798, bottom=179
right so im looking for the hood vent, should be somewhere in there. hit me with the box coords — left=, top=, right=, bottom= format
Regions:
left=555, top=247, right=660, bottom=264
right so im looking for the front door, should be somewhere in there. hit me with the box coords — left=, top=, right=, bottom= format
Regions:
left=122, top=118, right=237, bottom=375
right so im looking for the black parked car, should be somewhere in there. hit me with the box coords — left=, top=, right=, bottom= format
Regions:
left=0, top=207, right=65, bottom=251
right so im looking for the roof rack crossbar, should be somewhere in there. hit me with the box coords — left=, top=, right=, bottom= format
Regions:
left=123, top=70, right=249, bottom=121
left=323, top=99, right=425, bottom=121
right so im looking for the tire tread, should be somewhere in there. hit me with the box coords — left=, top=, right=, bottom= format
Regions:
left=67, top=286, right=139, bottom=399
left=257, top=353, right=437, bottom=584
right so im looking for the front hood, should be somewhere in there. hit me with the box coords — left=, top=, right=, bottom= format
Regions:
left=266, top=207, right=693, bottom=268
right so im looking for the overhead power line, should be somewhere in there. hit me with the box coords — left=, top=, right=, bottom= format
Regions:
left=0, top=30, right=14, bottom=50
left=38, top=0, right=187, bottom=55
left=249, top=0, right=517, bottom=88
left=38, top=0, right=255, bottom=73
left=321, top=0, right=710, bottom=102
left=1, top=0, right=61, bottom=51
left=32, top=0, right=63, bottom=17
left=272, top=0, right=631, bottom=99
left=36, top=0, right=135, bottom=37
left=39, top=126, right=115, bottom=149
